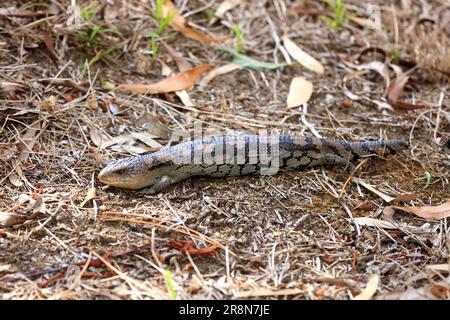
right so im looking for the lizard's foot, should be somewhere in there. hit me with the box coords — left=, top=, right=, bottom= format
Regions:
left=137, top=175, right=174, bottom=195
left=309, top=153, right=356, bottom=172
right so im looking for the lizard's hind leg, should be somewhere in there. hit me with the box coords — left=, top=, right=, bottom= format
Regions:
left=308, top=153, right=356, bottom=172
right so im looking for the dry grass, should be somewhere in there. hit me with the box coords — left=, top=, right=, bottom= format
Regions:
left=0, top=0, right=449, bottom=300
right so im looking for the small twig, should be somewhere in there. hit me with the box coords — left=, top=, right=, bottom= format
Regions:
left=301, top=103, right=322, bottom=138
left=339, top=158, right=368, bottom=197
left=433, top=92, right=444, bottom=143
left=39, top=78, right=89, bottom=93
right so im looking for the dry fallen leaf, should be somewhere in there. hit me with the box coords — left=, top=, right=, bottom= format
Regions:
left=110, top=145, right=149, bottom=155
left=9, top=120, right=46, bottom=187
left=0, top=194, right=45, bottom=227
left=175, top=90, right=194, bottom=107
left=120, top=64, right=213, bottom=94
left=384, top=202, right=450, bottom=223
left=352, top=178, right=395, bottom=203
left=430, top=284, right=450, bottom=299
left=130, top=132, right=163, bottom=149
left=177, top=24, right=227, bottom=44
left=287, top=77, right=313, bottom=108
left=353, top=217, right=397, bottom=230
left=43, top=28, right=57, bottom=64
left=89, top=125, right=109, bottom=148
left=354, top=275, right=379, bottom=300
left=90, top=126, right=162, bottom=153
left=200, top=63, right=242, bottom=86
left=0, top=81, right=27, bottom=95
left=0, top=212, right=26, bottom=227
left=0, top=264, right=13, bottom=272
left=425, top=264, right=450, bottom=273
left=162, top=0, right=226, bottom=43
left=392, top=193, right=418, bottom=204
left=387, top=73, right=428, bottom=111
left=161, top=41, right=192, bottom=72
left=282, top=35, right=324, bottom=74
left=159, top=59, right=174, bottom=77
left=135, top=114, right=172, bottom=140
left=235, top=288, right=303, bottom=298
left=350, top=16, right=380, bottom=29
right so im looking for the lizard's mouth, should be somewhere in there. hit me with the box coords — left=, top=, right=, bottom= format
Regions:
left=98, top=167, right=119, bottom=187
left=97, top=168, right=109, bottom=184
left=98, top=166, right=153, bottom=190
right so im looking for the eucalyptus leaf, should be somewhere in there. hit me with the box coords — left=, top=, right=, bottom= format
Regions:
left=222, top=48, right=288, bottom=71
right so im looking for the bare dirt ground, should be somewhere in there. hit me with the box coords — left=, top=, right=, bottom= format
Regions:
left=0, top=0, right=449, bottom=300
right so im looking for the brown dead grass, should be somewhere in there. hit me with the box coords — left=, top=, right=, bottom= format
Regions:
left=0, top=0, right=449, bottom=300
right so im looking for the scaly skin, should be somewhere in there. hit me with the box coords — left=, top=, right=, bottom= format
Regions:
left=98, top=135, right=408, bottom=193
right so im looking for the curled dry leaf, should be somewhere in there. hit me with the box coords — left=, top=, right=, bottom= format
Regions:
left=161, top=41, right=192, bottom=72
left=383, top=202, right=450, bottom=223
left=215, top=0, right=240, bottom=18
left=105, top=99, right=123, bottom=116
left=282, top=35, right=324, bottom=74
left=200, top=63, right=241, bottom=86
left=90, top=126, right=162, bottom=153
left=354, top=275, right=379, bottom=300
left=351, top=46, right=388, bottom=63
left=80, top=187, right=97, bottom=208
left=287, top=77, right=313, bottom=108
left=354, top=61, right=390, bottom=90
left=42, top=95, right=57, bottom=112
left=387, top=73, right=428, bottom=110
left=162, top=0, right=226, bottom=43
left=0, top=81, right=27, bottom=95
left=120, top=64, right=213, bottom=94
left=0, top=194, right=45, bottom=227
left=135, top=114, right=172, bottom=140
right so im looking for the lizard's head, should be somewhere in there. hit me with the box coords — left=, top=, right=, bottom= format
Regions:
left=98, top=156, right=156, bottom=190
left=98, top=156, right=175, bottom=193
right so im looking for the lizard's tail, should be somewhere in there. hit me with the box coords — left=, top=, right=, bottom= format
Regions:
left=344, top=139, right=409, bottom=158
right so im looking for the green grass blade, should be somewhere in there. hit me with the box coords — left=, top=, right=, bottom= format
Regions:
left=222, top=48, right=287, bottom=71
left=164, top=269, right=177, bottom=300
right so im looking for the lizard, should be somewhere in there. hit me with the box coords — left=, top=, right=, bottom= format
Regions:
left=98, top=135, right=408, bottom=194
